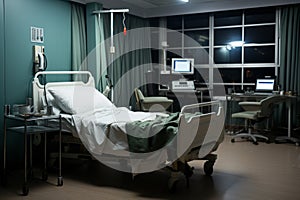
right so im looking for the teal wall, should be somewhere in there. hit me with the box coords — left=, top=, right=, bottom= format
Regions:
left=1, top=0, right=72, bottom=166
left=0, top=0, right=4, bottom=168
left=5, top=0, right=71, bottom=104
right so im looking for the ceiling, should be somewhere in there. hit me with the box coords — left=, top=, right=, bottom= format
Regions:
left=71, top=0, right=300, bottom=17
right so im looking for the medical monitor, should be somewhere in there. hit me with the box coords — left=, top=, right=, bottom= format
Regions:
left=171, top=58, right=194, bottom=75
left=255, top=78, right=275, bottom=91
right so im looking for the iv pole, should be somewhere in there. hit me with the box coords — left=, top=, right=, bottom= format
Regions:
left=93, top=9, right=129, bottom=103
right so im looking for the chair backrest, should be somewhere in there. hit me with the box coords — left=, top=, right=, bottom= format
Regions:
left=134, top=88, right=144, bottom=101
left=134, top=88, right=145, bottom=110
left=259, top=95, right=285, bottom=117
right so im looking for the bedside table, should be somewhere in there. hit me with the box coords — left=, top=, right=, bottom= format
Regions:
left=2, top=114, right=63, bottom=196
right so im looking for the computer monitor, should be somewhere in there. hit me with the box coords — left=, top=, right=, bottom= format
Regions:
left=171, top=58, right=194, bottom=75
left=255, top=78, right=275, bottom=91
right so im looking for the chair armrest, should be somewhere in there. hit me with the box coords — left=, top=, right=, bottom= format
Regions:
left=238, top=101, right=261, bottom=111
left=142, top=97, right=173, bottom=103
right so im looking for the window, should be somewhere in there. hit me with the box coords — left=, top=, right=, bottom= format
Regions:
left=184, top=13, right=209, bottom=28
left=214, top=47, right=242, bottom=64
left=245, top=7, right=276, bottom=24
left=245, top=25, right=275, bottom=43
left=184, top=48, right=209, bottom=64
left=214, top=10, right=243, bottom=26
left=184, top=30, right=209, bottom=47
left=214, top=28, right=242, bottom=46
left=167, top=15, right=182, bottom=30
left=150, top=7, right=278, bottom=94
left=244, top=46, right=275, bottom=63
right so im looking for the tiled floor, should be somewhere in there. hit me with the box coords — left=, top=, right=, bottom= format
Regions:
left=1, top=135, right=299, bottom=200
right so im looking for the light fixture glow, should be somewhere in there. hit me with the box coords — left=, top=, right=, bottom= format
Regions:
left=181, top=0, right=189, bottom=2
left=226, top=41, right=244, bottom=51
left=229, top=41, right=244, bottom=47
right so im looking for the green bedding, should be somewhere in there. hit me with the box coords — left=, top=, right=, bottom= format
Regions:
left=126, top=112, right=199, bottom=153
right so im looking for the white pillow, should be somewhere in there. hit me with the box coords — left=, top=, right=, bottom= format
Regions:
left=48, top=85, right=115, bottom=114
left=43, top=91, right=61, bottom=115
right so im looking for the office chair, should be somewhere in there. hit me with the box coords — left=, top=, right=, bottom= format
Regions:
left=231, top=95, right=285, bottom=145
left=134, top=88, right=173, bottom=112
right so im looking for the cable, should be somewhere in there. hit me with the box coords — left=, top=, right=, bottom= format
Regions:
left=42, top=75, right=48, bottom=106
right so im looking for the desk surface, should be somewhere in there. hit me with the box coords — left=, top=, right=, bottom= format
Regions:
left=160, top=88, right=211, bottom=93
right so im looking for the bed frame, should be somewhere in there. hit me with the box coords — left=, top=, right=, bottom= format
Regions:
left=32, top=71, right=225, bottom=190
left=33, top=71, right=95, bottom=113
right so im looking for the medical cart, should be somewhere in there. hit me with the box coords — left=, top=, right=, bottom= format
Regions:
left=2, top=114, right=63, bottom=195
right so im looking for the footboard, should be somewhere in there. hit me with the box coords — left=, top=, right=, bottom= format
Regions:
left=177, top=101, right=225, bottom=161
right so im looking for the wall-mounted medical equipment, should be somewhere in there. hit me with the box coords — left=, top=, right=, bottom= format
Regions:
left=172, top=80, right=195, bottom=90
left=171, top=58, right=194, bottom=75
left=33, top=45, right=47, bottom=74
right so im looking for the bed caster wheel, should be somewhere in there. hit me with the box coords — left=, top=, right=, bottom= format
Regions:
left=231, top=138, right=235, bottom=143
left=168, top=179, right=178, bottom=193
left=253, top=141, right=258, bottom=145
left=168, top=171, right=181, bottom=192
left=22, top=184, right=29, bottom=196
left=28, top=169, right=34, bottom=179
left=1, top=172, right=7, bottom=186
left=57, top=177, right=63, bottom=186
left=42, top=170, right=48, bottom=181
left=204, top=161, right=214, bottom=176
left=265, top=140, right=271, bottom=144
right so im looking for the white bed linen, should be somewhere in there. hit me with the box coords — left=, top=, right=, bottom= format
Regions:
left=72, top=106, right=171, bottom=173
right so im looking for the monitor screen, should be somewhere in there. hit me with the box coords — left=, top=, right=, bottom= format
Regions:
left=255, top=79, right=275, bottom=91
left=171, top=58, right=194, bottom=74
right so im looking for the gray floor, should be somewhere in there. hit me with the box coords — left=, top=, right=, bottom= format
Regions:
left=1, top=135, right=299, bottom=200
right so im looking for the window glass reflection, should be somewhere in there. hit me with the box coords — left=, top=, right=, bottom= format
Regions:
left=214, top=10, right=242, bottom=26
left=244, top=68, right=275, bottom=83
left=184, top=13, right=209, bottom=29
left=214, top=68, right=242, bottom=83
left=184, top=30, right=209, bottom=47
left=214, top=47, right=242, bottom=64
left=184, top=48, right=209, bottom=64
left=214, top=28, right=242, bottom=46
left=244, top=46, right=275, bottom=63
left=194, top=68, right=209, bottom=83
left=245, top=25, right=275, bottom=43
left=167, top=31, right=182, bottom=48
left=167, top=15, right=182, bottom=30
left=245, top=7, right=275, bottom=24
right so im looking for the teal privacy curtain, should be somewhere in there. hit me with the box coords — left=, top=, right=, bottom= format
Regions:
left=95, top=12, right=108, bottom=92
left=279, top=4, right=300, bottom=126
left=71, top=3, right=87, bottom=79
left=100, top=14, right=152, bottom=107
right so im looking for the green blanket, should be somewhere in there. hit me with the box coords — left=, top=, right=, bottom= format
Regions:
left=126, top=112, right=199, bottom=153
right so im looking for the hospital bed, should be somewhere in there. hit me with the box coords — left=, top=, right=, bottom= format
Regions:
left=32, top=71, right=225, bottom=190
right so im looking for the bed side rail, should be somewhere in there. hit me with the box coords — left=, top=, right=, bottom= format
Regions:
left=177, top=101, right=225, bottom=160
left=180, top=101, right=222, bottom=117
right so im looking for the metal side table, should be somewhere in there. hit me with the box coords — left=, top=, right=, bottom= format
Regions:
left=2, top=114, right=63, bottom=195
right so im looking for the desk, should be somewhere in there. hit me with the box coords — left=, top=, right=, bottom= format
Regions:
left=226, top=93, right=267, bottom=133
left=2, top=114, right=63, bottom=195
left=227, top=93, right=299, bottom=145
left=159, top=88, right=211, bottom=112
left=274, top=95, right=300, bottom=146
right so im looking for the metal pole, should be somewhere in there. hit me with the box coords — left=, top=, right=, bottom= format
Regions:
left=110, top=12, right=114, bottom=102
